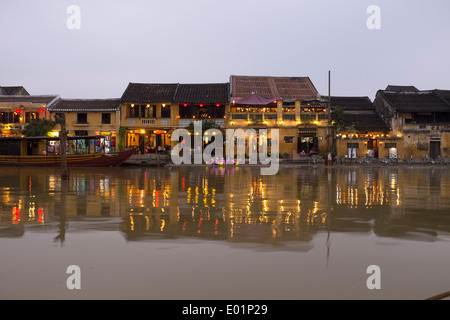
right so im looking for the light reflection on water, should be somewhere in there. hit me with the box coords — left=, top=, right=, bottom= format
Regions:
left=0, top=165, right=450, bottom=299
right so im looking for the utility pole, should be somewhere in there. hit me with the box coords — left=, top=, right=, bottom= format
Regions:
left=54, top=113, right=69, bottom=180
left=327, top=70, right=333, bottom=164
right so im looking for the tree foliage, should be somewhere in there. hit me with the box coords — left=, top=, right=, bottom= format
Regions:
left=22, top=119, right=56, bottom=137
left=331, top=106, right=344, bottom=132
left=185, top=119, right=221, bottom=131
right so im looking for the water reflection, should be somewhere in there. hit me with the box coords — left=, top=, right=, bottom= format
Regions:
left=1, top=166, right=450, bottom=246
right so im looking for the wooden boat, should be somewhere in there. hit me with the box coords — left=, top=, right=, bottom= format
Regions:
left=0, top=136, right=136, bottom=167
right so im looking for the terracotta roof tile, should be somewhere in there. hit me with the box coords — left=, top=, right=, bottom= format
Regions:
left=230, top=75, right=318, bottom=100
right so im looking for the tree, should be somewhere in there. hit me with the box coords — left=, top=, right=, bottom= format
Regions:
left=184, top=119, right=221, bottom=131
left=331, top=107, right=344, bottom=133
left=54, top=114, right=69, bottom=180
left=22, top=119, right=56, bottom=137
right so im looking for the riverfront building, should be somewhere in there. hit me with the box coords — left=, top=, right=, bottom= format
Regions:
left=119, top=82, right=230, bottom=153
left=0, top=93, right=59, bottom=137
left=48, top=98, right=121, bottom=152
left=329, top=96, right=394, bottom=159
left=229, top=75, right=327, bottom=157
left=374, top=86, right=450, bottom=159
left=5, top=79, right=450, bottom=163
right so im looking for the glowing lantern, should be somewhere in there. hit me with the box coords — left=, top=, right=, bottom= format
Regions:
left=39, top=108, right=45, bottom=113
left=15, top=109, right=21, bottom=114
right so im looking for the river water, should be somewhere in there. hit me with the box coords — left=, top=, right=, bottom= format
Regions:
left=0, top=165, right=449, bottom=300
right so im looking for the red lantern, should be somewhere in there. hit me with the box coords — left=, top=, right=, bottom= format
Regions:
left=39, top=108, right=45, bottom=113
left=199, top=104, right=204, bottom=107
left=15, top=109, right=21, bottom=114
left=216, top=104, right=220, bottom=107
left=183, top=104, right=188, bottom=107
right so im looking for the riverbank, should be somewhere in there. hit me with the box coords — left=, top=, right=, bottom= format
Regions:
left=123, top=154, right=448, bottom=168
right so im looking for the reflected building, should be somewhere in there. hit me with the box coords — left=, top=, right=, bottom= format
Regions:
left=1, top=166, right=450, bottom=245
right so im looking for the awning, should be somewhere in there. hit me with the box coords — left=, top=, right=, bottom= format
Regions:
left=233, top=93, right=277, bottom=106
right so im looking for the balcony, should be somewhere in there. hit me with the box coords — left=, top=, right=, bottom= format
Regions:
left=73, top=122, right=90, bottom=127
left=126, top=118, right=173, bottom=127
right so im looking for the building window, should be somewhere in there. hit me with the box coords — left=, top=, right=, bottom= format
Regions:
left=0, top=112, right=19, bottom=123
left=102, top=113, right=111, bottom=124
left=25, top=112, right=38, bottom=123
left=282, top=114, right=296, bottom=121
left=77, top=113, right=88, bottom=124
left=146, top=105, right=157, bottom=118
left=300, top=114, right=316, bottom=123
left=284, top=136, right=294, bottom=143
left=347, top=143, right=359, bottom=149
left=385, top=143, right=397, bottom=149
left=231, top=114, right=247, bottom=120
left=161, top=105, right=171, bottom=118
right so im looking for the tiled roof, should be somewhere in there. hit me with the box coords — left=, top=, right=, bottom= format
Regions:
left=121, top=82, right=230, bottom=104
left=0, top=95, right=59, bottom=106
left=0, top=86, right=29, bottom=95
left=230, top=75, right=318, bottom=100
left=380, top=91, right=450, bottom=112
left=385, top=85, right=419, bottom=93
left=329, top=96, right=375, bottom=111
left=121, top=83, right=179, bottom=104
left=174, top=83, right=230, bottom=104
left=343, top=112, right=390, bottom=132
left=49, top=98, right=121, bottom=112
left=435, top=90, right=450, bottom=103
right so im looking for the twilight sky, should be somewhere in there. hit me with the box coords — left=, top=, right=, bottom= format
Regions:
left=1, top=0, right=449, bottom=100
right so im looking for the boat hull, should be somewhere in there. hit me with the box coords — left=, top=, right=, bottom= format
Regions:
left=0, top=148, right=136, bottom=167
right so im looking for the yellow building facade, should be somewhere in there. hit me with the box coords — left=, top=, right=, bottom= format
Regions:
left=0, top=95, right=59, bottom=137
left=374, top=87, right=450, bottom=160
left=48, top=98, right=121, bottom=152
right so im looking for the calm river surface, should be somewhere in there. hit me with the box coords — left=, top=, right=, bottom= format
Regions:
left=0, top=165, right=449, bottom=300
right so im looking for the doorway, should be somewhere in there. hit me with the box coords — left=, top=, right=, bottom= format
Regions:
left=298, top=136, right=318, bottom=154
left=430, top=140, right=441, bottom=159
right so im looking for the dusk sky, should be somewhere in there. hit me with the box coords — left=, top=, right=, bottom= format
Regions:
left=1, top=0, right=449, bottom=100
